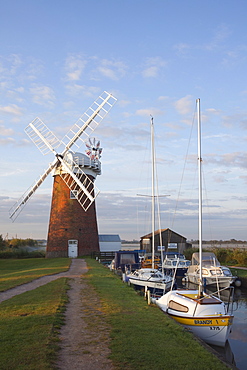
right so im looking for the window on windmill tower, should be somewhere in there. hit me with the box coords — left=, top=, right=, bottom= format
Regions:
left=70, top=190, right=78, bottom=199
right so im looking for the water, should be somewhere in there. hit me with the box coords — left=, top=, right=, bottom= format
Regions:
left=178, top=279, right=247, bottom=369
left=226, top=288, right=247, bottom=370
left=207, top=288, right=247, bottom=370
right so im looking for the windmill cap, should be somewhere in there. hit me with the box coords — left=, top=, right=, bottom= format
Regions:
left=60, top=151, right=101, bottom=177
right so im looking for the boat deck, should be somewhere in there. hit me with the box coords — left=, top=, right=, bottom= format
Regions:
left=177, top=292, right=222, bottom=305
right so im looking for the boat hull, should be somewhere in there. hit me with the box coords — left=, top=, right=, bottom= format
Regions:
left=169, top=313, right=233, bottom=347
left=128, top=277, right=172, bottom=293
left=126, top=268, right=173, bottom=293
left=164, top=267, right=188, bottom=278
left=156, top=289, right=233, bottom=347
left=186, top=252, right=237, bottom=289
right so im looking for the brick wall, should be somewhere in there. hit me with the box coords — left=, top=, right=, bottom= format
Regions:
left=46, top=174, right=100, bottom=257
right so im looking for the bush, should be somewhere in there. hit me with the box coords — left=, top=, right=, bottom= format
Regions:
left=0, top=249, right=45, bottom=259
left=184, top=247, right=198, bottom=260
left=184, top=247, right=247, bottom=267
left=211, top=248, right=229, bottom=264
left=208, top=247, right=247, bottom=267
left=232, top=248, right=247, bottom=266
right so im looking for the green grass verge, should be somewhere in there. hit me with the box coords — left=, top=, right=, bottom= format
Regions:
left=0, top=278, right=69, bottom=370
left=0, top=258, right=71, bottom=291
left=230, top=267, right=247, bottom=278
left=84, top=258, right=228, bottom=370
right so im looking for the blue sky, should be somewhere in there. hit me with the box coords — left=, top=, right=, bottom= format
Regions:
left=1, top=0, right=247, bottom=242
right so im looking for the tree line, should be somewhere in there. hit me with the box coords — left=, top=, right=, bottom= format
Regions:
left=0, top=235, right=38, bottom=250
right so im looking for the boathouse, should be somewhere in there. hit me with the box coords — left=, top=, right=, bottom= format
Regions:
left=140, top=228, right=188, bottom=254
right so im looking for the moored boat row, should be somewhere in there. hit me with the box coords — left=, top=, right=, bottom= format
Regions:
left=121, top=100, right=235, bottom=348
left=107, top=103, right=237, bottom=348
left=155, top=99, right=234, bottom=348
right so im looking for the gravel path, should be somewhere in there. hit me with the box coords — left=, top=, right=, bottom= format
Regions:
left=0, top=259, right=115, bottom=370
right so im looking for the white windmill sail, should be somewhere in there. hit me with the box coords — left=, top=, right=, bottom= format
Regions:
left=9, top=161, right=56, bottom=221
left=61, top=91, right=117, bottom=153
left=9, top=91, right=117, bottom=221
left=25, top=117, right=61, bottom=155
left=58, top=156, right=100, bottom=211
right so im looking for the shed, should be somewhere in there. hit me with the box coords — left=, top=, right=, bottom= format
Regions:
left=99, top=234, right=122, bottom=252
left=140, top=228, right=188, bottom=254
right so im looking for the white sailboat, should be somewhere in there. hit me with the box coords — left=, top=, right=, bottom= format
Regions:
left=127, top=117, right=172, bottom=293
left=155, top=99, right=234, bottom=347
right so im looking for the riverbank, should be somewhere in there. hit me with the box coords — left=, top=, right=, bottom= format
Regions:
left=0, top=258, right=236, bottom=369
left=85, top=257, right=231, bottom=370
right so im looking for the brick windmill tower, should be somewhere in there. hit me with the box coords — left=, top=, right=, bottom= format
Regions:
left=10, top=92, right=117, bottom=257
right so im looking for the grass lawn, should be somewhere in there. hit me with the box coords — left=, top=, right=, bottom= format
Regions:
left=0, top=278, right=68, bottom=370
left=0, top=258, right=231, bottom=369
left=0, top=258, right=70, bottom=291
left=230, top=267, right=247, bottom=278
left=84, top=258, right=229, bottom=370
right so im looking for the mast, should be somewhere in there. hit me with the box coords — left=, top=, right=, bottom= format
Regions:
left=197, top=98, right=203, bottom=297
left=151, top=116, right=155, bottom=269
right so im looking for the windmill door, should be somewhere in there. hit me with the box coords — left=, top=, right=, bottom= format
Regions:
left=68, top=240, right=78, bottom=258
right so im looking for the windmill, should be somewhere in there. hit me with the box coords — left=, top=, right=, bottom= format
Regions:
left=9, top=91, right=117, bottom=257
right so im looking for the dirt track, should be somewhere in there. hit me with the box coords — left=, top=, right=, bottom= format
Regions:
left=0, top=259, right=115, bottom=369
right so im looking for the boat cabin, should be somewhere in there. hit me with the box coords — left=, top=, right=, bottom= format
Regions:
left=114, top=251, right=140, bottom=272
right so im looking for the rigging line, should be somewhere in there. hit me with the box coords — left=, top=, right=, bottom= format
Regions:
left=152, top=121, right=170, bottom=249
left=171, top=101, right=197, bottom=230
left=153, top=125, right=163, bottom=248
left=136, top=123, right=151, bottom=239
left=202, top=166, right=214, bottom=241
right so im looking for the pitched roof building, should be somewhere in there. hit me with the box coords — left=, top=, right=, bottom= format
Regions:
left=140, top=228, right=188, bottom=253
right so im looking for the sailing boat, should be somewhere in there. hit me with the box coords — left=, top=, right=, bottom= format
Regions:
left=127, top=117, right=172, bottom=294
left=155, top=99, right=234, bottom=347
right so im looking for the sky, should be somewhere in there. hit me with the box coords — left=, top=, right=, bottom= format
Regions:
left=1, top=0, right=247, bottom=242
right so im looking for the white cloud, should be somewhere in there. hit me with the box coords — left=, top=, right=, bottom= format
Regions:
left=213, top=175, right=228, bottom=183
left=206, top=152, right=247, bottom=169
left=136, top=108, right=164, bottom=117
left=0, top=104, right=23, bottom=116
left=118, top=99, right=131, bottom=107
left=158, top=96, right=169, bottom=101
left=64, top=55, right=87, bottom=81
left=174, top=96, right=193, bottom=115
left=29, top=85, right=55, bottom=107
left=0, top=125, right=14, bottom=136
left=0, top=137, right=15, bottom=145
left=204, top=24, right=231, bottom=51
left=206, top=108, right=221, bottom=115
left=142, top=57, right=167, bottom=78
left=142, top=66, right=159, bottom=78
left=0, top=54, right=22, bottom=77
left=174, top=43, right=191, bottom=56
left=97, top=59, right=127, bottom=81
left=65, top=84, right=100, bottom=97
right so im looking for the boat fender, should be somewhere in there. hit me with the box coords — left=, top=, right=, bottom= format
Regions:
left=234, top=278, right=241, bottom=287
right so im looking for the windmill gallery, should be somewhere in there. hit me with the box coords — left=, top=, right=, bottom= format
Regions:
left=9, top=92, right=117, bottom=258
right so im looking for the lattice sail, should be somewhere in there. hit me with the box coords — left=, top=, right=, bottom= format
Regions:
left=9, top=91, right=117, bottom=221
left=25, top=118, right=61, bottom=155
left=61, top=91, right=117, bottom=153
left=9, top=162, right=56, bottom=221
left=59, top=158, right=100, bottom=211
